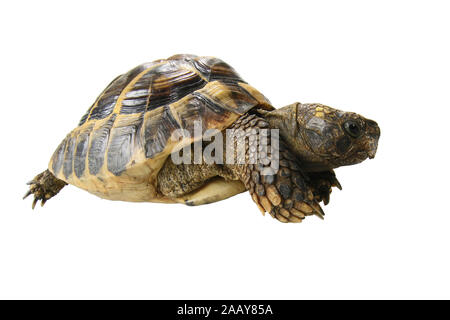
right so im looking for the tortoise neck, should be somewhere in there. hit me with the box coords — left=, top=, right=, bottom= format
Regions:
left=264, top=103, right=333, bottom=171
left=264, top=103, right=299, bottom=138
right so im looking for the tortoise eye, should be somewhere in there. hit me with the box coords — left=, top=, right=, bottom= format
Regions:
left=343, top=121, right=362, bottom=138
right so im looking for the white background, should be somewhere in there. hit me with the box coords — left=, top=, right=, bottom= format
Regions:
left=1, top=0, right=449, bottom=299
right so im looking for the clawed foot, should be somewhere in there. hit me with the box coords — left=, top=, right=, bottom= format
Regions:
left=308, top=170, right=342, bottom=205
left=248, top=163, right=327, bottom=223
left=23, top=170, right=67, bottom=209
left=269, top=192, right=326, bottom=223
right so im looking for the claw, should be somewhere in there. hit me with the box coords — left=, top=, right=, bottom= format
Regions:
left=23, top=190, right=32, bottom=199
left=333, top=177, right=342, bottom=190
left=27, top=180, right=37, bottom=185
left=311, top=202, right=325, bottom=220
left=41, top=198, right=47, bottom=207
left=32, top=198, right=38, bottom=210
left=323, top=192, right=330, bottom=206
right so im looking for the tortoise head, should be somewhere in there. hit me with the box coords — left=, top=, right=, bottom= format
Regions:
left=265, top=103, right=380, bottom=171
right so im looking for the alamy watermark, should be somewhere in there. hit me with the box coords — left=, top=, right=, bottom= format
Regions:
left=169, top=120, right=279, bottom=175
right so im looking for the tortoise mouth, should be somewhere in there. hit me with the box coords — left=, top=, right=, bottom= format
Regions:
left=357, top=151, right=370, bottom=161
left=322, top=150, right=369, bottom=169
left=367, top=139, right=378, bottom=159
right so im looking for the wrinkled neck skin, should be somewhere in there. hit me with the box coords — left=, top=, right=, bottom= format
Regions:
left=264, top=103, right=332, bottom=172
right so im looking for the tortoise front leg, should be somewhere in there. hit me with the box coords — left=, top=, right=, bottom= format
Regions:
left=226, top=113, right=324, bottom=223
left=307, top=170, right=342, bottom=205
left=23, top=170, right=67, bottom=209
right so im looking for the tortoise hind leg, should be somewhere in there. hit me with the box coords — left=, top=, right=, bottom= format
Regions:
left=24, top=169, right=67, bottom=209
left=157, top=157, right=244, bottom=205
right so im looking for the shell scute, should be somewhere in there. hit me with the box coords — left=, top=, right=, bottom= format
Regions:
left=74, top=129, right=91, bottom=178
left=107, top=126, right=136, bottom=176
left=191, top=56, right=244, bottom=84
left=87, top=114, right=116, bottom=175
left=146, top=64, right=207, bottom=111
left=143, top=105, right=181, bottom=159
left=63, top=137, right=76, bottom=179
left=51, top=136, right=67, bottom=176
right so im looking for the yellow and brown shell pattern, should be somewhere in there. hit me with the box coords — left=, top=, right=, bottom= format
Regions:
left=48, top=54, right=272, bottom=202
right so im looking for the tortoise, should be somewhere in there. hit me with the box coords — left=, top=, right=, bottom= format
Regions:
left=24, top=54, right=380, bottom=223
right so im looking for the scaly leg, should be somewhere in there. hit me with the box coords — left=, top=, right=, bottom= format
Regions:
left=24, top=170, right=67, bottom=209
left=157, top=156, right=245, bottom=206
left=158, top=159, right=233, bottom=198
left=226, top=113, right=324, bottom=223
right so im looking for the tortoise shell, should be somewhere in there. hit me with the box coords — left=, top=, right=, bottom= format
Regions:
left=48, top=54, right=273, bottom=202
